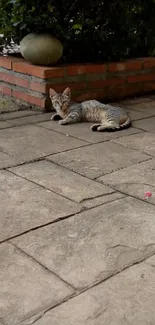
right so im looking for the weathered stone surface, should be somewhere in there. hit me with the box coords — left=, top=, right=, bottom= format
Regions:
left=98, top=159, right=155, bottom=204
left=112, top=132, right=155, bottom=156
left=0, top=242, right=73, bottom=325
left=120, top=96, right=153, bottom=105
left=126, top=108, right=154, bottom=121
left=81, top=192, right=125, bottom=209
left=145, top=254, right=155, bottom=266
left=39, top=120, right=141, bottom=143
left=0, top=170, right=79, bottom=242
left=12, top=197, right=155, bottom=289
left=0, top=125, right=87, bottom=162
left=29, top=262, right=155, bottom=325
left=9, top=160, right=114, bottom=202
left=9, top=113, right=52, bottom=127
left=0, top=110, right=40, bottom=120
left=48, top=142, right=149, bottom=179
left=0, top=121, right=11, bottom=129
left=122, top=100, right=155, bottom=114
left=1, top=95, right=155, bottom=324
left=0, top=152, right=20, bottom=169
left=132, top=116, right=155, bottom=132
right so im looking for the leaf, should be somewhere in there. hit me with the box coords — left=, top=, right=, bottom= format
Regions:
left=75, top=30, right=81, bottom=34
left=72, top=24, right=82, bottom=30
left=47, top=5, right=54, bottom=12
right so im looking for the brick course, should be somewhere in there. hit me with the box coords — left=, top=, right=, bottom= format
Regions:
left=0, top=55, right=155, bottom=110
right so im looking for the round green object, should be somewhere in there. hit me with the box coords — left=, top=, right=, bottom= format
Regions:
left=20, top=33, right=63, bottom=66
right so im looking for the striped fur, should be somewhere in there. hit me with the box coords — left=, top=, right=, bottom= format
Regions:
left=49, top=87, right=131, bottom=132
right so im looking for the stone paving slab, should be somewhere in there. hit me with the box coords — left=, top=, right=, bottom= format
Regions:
left=132, top=116, right=155, bottom=133
left=80, top=192, right=126, bottom=209
left=112, top=132, right=155, bottom=157
left=128, top=102, right=155, bottom=114
left=126, top=108, right=154, bottom=121
left=9, top=160, right=114, bottom=203
left=33, top=262, right=155, bottom=325
left=12, top=196, right=155, bottom=289
left=0, top=125, right=87, bottom=162
left=8, top=113, right=52, bottom=127
left=0, top=170, right=79, bottom=242
left=0, top=121, right=11, bottom=129
left=48, top=142, right=150, bottom=179
left=1, top=96, right=155, bottom=324
left=121, top=99, right=155, bottom=114
left=98, top=159, right=155, bottom=204
left=0, top=242, right=73, bottom=325
left=0, top=152, right=21, bottom=169
left=120, top=96, right=153, bottom=105
left=146, top=254, right=155, bottom=266
left=0, top=109, right=40, bottom=120
left=39, top=120, right=140, bottom=143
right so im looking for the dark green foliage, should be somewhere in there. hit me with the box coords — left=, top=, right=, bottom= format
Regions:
left=0, top=0, right=155, bottom=62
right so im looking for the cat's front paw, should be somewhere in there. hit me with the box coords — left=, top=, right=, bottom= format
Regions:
left=59, top=119, right=65, bottom=125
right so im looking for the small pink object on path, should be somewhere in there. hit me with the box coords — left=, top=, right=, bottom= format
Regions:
left=143, top=191, right=152, bottom=200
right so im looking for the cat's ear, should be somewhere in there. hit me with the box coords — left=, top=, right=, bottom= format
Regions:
left=49, top=88, right=57, bottom=98
left=63, top=87, right=71, bottom=97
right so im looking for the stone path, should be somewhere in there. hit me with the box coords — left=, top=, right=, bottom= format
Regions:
left=1, top=96, right=155, bottom=325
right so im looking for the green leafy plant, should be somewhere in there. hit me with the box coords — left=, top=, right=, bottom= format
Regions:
left=0, top=0, right=155, bottom=62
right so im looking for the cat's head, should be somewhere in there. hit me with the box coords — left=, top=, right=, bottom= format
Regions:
left=49, top=87, right=71, bottom=117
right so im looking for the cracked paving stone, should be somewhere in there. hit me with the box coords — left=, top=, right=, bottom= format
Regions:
left=98, top=159, right=155, bottom=204
left=8, top=113, right=52, bottom=127
left=120, top=96, right=153, bottom=105
left=0, top=170, right=80, bottom=242
left=48, top=142, right=149, bottom=179
left=12, top=196, right=155, bottom=289
left=9, top=160, right=114, bottom=203
left=0, top=121, right=11, bottom=129
left=112, top=132, right=155, bottom=157
left=0, top=124, right=87, bottom=162
left=80, top=192, right=125, bottom=209
left=0, top=242, right=73, bottom=325
left=132, top=116, right=155, bottom=133
left=39, top=119, right=140, bottom=143
left=145, top=254, right=155, bottom=266
left=30, top=262, right=155, bottom=325
left=0, top=152, right=21, bottom=169
left=122, top=100, right=155, bottom=114
left=126, top=108, right=154, bottom=121
left=0, top=110, right=40, bottom=120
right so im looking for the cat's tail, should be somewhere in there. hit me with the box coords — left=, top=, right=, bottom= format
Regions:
left=119, top=116, right=131, bottom=130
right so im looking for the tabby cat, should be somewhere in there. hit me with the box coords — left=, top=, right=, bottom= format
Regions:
left=49, top=87, right=131, bottom=132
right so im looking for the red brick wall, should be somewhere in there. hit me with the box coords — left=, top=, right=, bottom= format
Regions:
left=0, top=56, right=155, bottom=110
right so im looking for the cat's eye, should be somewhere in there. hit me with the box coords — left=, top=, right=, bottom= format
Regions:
left=54, top=101, right=60, bottom=106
